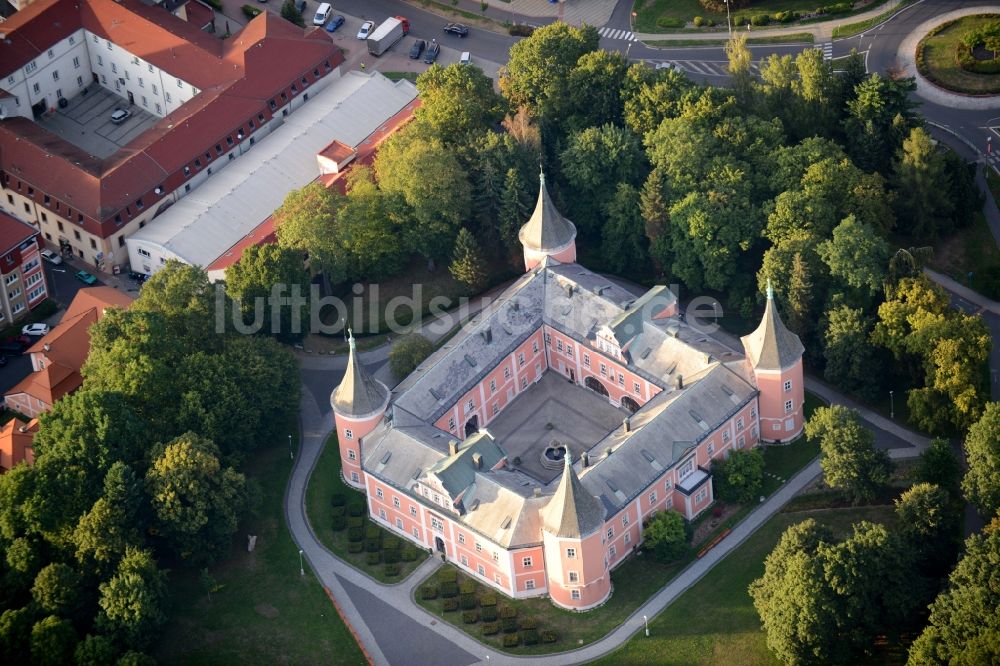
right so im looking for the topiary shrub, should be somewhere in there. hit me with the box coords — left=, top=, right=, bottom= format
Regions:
left=750, top=14, right=769, bottom=26
left=460, top=594, right=477, bottom=610
left=420, top=585, right=438, bottom=600
left=331, top=515, right=347, bottom=531
left=443, top=598, right=459, bottom=612
left=693, top=16, right=704, bottom=26
left=365, top=539, right=380, bottom=553
left=519, top=617, right=537, bottom=630
left=331, top=493, right=347, bottom=507
left=482, top=622, right=500, bottom=636
left=366, top=551, right=380, bottom=565
left=439, top=569, right=458, bottom=583
left=462, top=610, right=479, bottom=624
left=241, top=2, right=261, bottom=19
left=347, top=516, right=364, bottom=529
left=481, top=606, right=498, bottom=622
left=656, top=17, right=685, bottom=29
left=500, top=606, right=517, bottom=619
left=705, top=17, right=715, bottom=26
left=348, top=504, right=365, bottom=518
left=502, top=633, right=520, bottom=648
left=480, top=594, right=497, bottom=607
left=383, top=549, right=400, bottom=564
left=365, top=526, right=381, bottom=540
left=459, top=580, right=476, bottom=595
left=501, top=617, right=518, bottom=634
left=440, top=581, right=459, bottom=598
left=522, top=629, right=539, bottom=645
left=332, top=505, right=347, bottom=517
left=384, top=564, right=400, bottom=577
left=541, top=629, right=558, bottom=643
left=401, top=547, right=418, bottom=562
left=347, top=527, right=364, bottom=543
left=348, top=542, right=364, bottom=554
left=383, top=536, right=400, bottom=551
left=508, top=24, right=534, bottom=37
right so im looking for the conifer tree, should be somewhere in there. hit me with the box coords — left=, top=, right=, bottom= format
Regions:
left=449, top=228, right=488, bottom=293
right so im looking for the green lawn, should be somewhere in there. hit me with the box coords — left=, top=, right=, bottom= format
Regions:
left=646, top=33, right=814, bottom=46
left=154, top=440, right=366, bottom=665
left=634, top=0, right=892, bottom=33
left=589, top=504, right=897, bottom=666
left=929, top=211, right=1000, bottom=300
left=987, top=167, right=1000, bottom=204
left=917, top=14, right=1000, bottom=95
left=305, top=433, right=428, bottom=583
left=832, top=0, right=913, bottom=37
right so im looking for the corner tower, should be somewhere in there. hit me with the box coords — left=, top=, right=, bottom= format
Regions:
left=740, top=281, right=806, bottom=443
left=518, top=170, right=577, bottom=272
left=331, top=332, right=390, bottom=488
left=541, top=453, right=610, bottom=611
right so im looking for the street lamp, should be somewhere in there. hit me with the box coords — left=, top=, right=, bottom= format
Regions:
left=889, top=390, right=894, bottom=420
left=643, top=614, right=649, bottom=637
left=299, top=549, right=305, bottom=576
left=288, top=434, right=294, bottom=460
left=724, top=0, right=732, bottom=36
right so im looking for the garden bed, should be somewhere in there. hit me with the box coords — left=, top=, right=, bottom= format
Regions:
left=633, top=0, right=888, bottom=34
left=916, top=14, right=1000, bottom=95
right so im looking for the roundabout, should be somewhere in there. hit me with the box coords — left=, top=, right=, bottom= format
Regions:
left=917, top=14, right=1000, bottom=96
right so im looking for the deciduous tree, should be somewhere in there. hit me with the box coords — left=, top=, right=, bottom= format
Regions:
left=415, top=64, right=506, bottom=142
left=30, top=615, right=76, bottom=666
left=892, top=127, right=956, bottom=238
left=601, top=183, right=649, bottom=277
left=962, top=402, right=1000, bottom=519
left=389, top=335, right=435, bottom=380
left=822, top=302, right=883, bottom=401
left=711, top=449, right=764, bottom=504
left=225, top=243, right=311, bottom=341
left=642, top=510, right=688, bottom=562
left=817, top=215, right=889, bottom=294
left=806, top=405, right=892, bottom=504
left=274, top=183, right=344, bottom=283
left=96, top=548, right=168, bottom=649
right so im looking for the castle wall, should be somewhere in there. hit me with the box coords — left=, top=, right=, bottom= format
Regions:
left=753, top=359, right=804, bottom=443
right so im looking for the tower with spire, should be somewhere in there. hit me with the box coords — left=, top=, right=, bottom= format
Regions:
left=518, top=169, right=577, bottom=272
left=740, top=281, right=806, bottom=443
left=540, top=453, right=611, bottom=610
left=330, top=331, right=390, bottom=488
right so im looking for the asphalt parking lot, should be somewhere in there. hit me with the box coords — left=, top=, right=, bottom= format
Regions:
left=37, top=86, right=157, bottom=158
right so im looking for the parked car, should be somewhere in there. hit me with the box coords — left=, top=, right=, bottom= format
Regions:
left=75, top=270, right=98, bottom=285
left=297, top=0, right=306, bottom=13
left=128, top=271, right=148, bottom=283
left=357, top=20, right=374, bottom=39
left=409, top=38, right=426, bottom=59
left=423, top=41, right=441, bottom=64
left=39, top=248, right=62, bottom=265
left=110, top=108, right=130, bottom=124
left=326, top=14, right=345, bottom=32
left=443, top=23, right=469, bottom=37
left=21, top=323, right=50, bottom=337
left=655, top=62, right=682, bottom=72
left=459, top=51, right=471, bottom=65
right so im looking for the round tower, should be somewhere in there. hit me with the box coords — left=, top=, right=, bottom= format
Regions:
left=330, top=332, right=390, bottom=488
left=740, top=281, right=806, bottom=443
left=541, top=453, right=611, bottom=611
left=519, top=170, right=577, bottom=272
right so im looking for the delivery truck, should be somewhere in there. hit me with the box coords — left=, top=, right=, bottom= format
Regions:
left=367, top=16, right=409, bottom=56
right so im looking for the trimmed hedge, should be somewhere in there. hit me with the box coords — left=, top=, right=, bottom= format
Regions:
left=462, top=610, right=479, bottom=624
left=420, top=585, right=438, bottom=600
left=347, top=516, right=364, bottom=529
left=480, top=594, right=497, bottom=607
left=331, top=505, right=347, bottom=517
left=508, top=24, right=534, bottom=37
left=347, top=527, right=363, bottom=543
left=502, top=634, right=520, bottom=648
left=521, top=629, right=538, bottom=646
left=331, top=493, right=347, bottom=507
left=366, top=552, right=380, bottom=565
left=499, top=606, right=517, bottom=619
left=347, top=542, right=364, bottom=554
left=519, top=617, right=537, bottom=630
left=383, top=536, right=400, bottom=551
left=348, top=504, right=365, bottom=518
left=384, top=563, right=400, bottom=577
left=383, top=549, right=400, bottom=564
left=541, top=629, right=558, bottom=643
left=750, top=14, right=769, bottom=26
left=442, top=598, right=459, bottom=612
left=439, top=570, right=458, bottom=583
left=501, top=617, right=518, bottom=634
left=364, top=526, right=381, bottom=540
left=480, top=606, right=498, bottom=622
left=331, top=515, right=347, bottom=531
left=459, top=581, right=475, bottom=595
left=656, top=17, right=685, bottom=28
left=365, top=539, right=380, bottom=553
left=482, top=622, right=500, bottom=636
left=440, top=581, right=459, bottom=598
left=459, top=594, right=477, bottom=610
left=401, top=547, right=418, bottom=562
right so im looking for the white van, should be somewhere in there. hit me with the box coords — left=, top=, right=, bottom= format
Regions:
left=459, top=51, right=471, bottom=65
left=313, top=3, right=331, bottom=26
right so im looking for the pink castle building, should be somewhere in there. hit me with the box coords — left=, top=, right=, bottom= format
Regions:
left=331, top=173, right=805, bottom=610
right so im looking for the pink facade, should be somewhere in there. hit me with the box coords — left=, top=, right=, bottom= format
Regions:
left=543, top=529, right=610, bottom=610
left=524, top=242, right=576, bottom=272
left=753, top=359, right=804, bottom=443
left=335, top=411, right=383, bottom=488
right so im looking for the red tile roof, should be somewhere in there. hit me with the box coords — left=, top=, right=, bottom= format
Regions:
left=0, top=210, right=40, bottom=255
left=0, top=418, right=38, bottom=471
left=205, top=98, right=419, bottom=273
left=0, top=0, right=342, bottom=231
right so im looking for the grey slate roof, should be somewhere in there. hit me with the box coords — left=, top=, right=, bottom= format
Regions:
left=331, top=335, right=390, bottom=417
left=541, top=453, right=606, bottom=538
left=427, top=432, right=506, bottom=500
left=518, top=171, right=577, bottom=252
left=740, top=282, right=805, bottom=371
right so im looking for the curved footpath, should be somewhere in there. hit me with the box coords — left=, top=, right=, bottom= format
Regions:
left=285, top=345, right=932, bottom=666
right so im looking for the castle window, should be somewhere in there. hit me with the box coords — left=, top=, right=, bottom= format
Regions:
left=648, top=490, right=657, bottom=504
left=503, top=366, right=511, bottom=380
left=784, top=380, right=792, bottom=392
left=751, top=406, right=757, bottom=419
left=490, top=379, right=496, bottom=393
left=518, top=352, right=525, bottom=366
left=621, top=514, right=629, bottom=527
left=467, top=399, right=474, bottom=412
left=571, top=590, right=581, bottom=600
left=707, top=442, right=715, bottom=456
left=737, top=417, right=745, bottom=432
left=568, top=572, right=578, bottom=583
left=634, top=382, right=641, bottom=395
left=618, top=373, right=625, bottom=386
left=525, top=580, right=535, bottom=590
left=376, top=488, right=383, bottom=499
left=737, top=435, right=745, bottom=449
left=493, top=552, right=499, bottom=562
left=532, top=340, right=539, bottom=353
left=413, top=527, right=420, bottom=538
left=723, top=430, right=730, bottom=443
left=478, top=565, right=485, bottom=576
left=557, top=340, right=563, bottom=352
left=458, top=533, right=465, bottom=544
left=600, top=363, right=607, bottom=376
left=351, top=472, right=359, bottom=482
left=624, top=532, right=631, bottom=545
left=566, top=343, right=573, bottom=355
left=379, top=509, right=387, bottom=520
left=393, top=497, right=400, bottom=508
left=346, top=448, right=355, bottom=461
left=609, top=545, right=617, bottom=558
left=492, top=403, right=499, bottom=416
left=522, top=557, right=532, bottom=568
left=520, top=377, right=528, bottom=389
left=448, top=417, right=455, bottom=431
left=461, top=555, right=468, bottom=566
left=410, top=506, right=417, bottom=516
left=566, top=548, right=576, bottom=559
left=695, top=488, right=708, bottom=503
left=785, top=400, right=794, bottom=414
left=607, top=527, right=614, bottom=540
left=396, top=518, right=403, bottom=530
left=475, top=542, right=482, bottom=552
left=344, top=428, right=353, bottom=440
left=583, top=354, right=590, bottom=368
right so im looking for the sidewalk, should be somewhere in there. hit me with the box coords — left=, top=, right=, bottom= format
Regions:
left=925, top=268, right=1000, bottom=315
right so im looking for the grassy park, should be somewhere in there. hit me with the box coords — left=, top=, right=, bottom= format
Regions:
left=917, top=14, right=1000, bottom=95
left=633, top=0, right=891, bottom=33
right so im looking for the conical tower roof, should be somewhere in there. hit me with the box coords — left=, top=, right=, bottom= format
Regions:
left=331, top=332, right=389, bottom=417
left=542, top=452, right=605, bottom=539
left=518, top=169, right=577, bottom=252
left=740, top=281, right=805, bottom=371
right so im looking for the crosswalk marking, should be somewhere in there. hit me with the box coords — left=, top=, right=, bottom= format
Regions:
left=598, top=27, right=636, bottom=42
left=820, top=42, right=833, bottom=60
